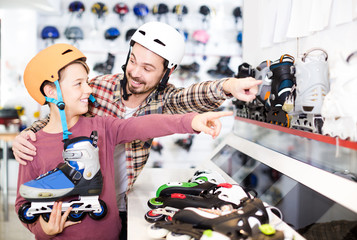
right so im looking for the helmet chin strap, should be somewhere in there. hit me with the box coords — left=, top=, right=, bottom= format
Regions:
left=45, top=80, right=72, bottom=141
left=45, top=81, right=99, bottom=141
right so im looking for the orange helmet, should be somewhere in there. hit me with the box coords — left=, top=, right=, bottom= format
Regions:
left=24, top=43, right=86, bottom=105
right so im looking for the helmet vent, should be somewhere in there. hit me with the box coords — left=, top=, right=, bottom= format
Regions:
left=62, top=49, right=73, bottom=55
left=138, top=30, right=146, bottom=36
left=154, top=39, right=165, bottom=47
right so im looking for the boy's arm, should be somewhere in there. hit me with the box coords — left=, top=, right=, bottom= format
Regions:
left=110, top=111, right=232, bottom=144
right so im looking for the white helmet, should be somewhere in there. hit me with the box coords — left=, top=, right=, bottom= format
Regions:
left=130, top=21, right=185, bottom=69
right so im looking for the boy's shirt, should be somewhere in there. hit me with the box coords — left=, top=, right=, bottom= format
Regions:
left=16, top=113, right=197, bottom=239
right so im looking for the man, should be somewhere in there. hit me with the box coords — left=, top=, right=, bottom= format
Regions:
left=13, top=21, right=261, bottom=239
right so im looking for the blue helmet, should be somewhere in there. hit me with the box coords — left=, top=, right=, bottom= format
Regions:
left=105, top=27, right=120, bottom=40
left=133, top=3, right=149, bottom=18
left=41, top=26, right=60, bottom=40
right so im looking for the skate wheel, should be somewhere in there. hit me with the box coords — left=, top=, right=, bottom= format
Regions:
left=167, top=231, right=192, bottom=240
left=88, top=199, right=107, bottom=220
left=147, top=223, right=169, bottom=239
left=148, top=197, right=164, bottom=209
left=144, top=210, right=164, bottom=223
left=18, top=202, right=38, bottom=224
left=68, top=203, right=86, bottom=222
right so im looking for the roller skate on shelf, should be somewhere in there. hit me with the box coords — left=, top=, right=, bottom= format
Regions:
left=233, top=63, right=256, bottom=119
left=266, top=54, right=296, bottom=127
left=146, top=183, right=256, bottom=223
left=147, top=198, right=285, bottom=240
left=287, top=48, right=329, bottom=133
left=248, top=60, right=273, bottom=122
left=321, top=51, right=357, bottom=141
left=18, top=131, right=107, bottom=224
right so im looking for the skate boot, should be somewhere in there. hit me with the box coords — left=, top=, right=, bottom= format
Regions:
left=18, top=131, right=107, bottom=224
left=207, top=56, right=235, bottom=78
left=266, top=54, right=296, bottom=127
left=146, top=183, right=255, bottom=223
left=321, top=51, right=357, bottom=141
left=245, top=60, right=272, bottom=122
left=289, top=48, right=329, bottom=133
left=233, top=62, right=256, bottom=119
left=93, top=52, right=116, bottom=74
left=148, top=198, right=284, bottom=240
left=189, top=169, right=226, bottom=184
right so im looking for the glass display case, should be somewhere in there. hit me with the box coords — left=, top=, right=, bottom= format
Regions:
left=210, top=117, right=357, bottom=239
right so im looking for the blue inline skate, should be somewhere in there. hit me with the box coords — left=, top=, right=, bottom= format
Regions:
left=148, top=198, right=285, bottom=240
left=18, top=131, right=107, bottom=224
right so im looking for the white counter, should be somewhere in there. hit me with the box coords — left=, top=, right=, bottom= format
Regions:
left=127, top=161, right=305, bottom=240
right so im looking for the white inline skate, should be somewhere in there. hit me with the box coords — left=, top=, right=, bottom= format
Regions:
left=321, top=51, right=357, bottom=141
left=288, top=48, right=330, bottom=133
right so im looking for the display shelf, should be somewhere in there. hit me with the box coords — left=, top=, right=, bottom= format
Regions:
left=235, top=116, right=357, bottom=150
left=209, top=133, right=357, bottom=237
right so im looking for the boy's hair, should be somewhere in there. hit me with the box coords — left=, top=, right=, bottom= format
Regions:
left=40, top=59, right=90, bottom=104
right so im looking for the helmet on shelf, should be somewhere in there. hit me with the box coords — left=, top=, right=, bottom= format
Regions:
left=133, top=3, right=149, bottom=19
left=152, top=3, right=169, bottom=15
left=64, top=26, right=84, bottom=41
left=105, top=27, right=120, bottom=40
left=172, top=4, right=188, bottom=20
left=113, top=2, right=129, bottom=19
left=192, top=29, right=210, bottom=44
left=41, top=26, right=60, bottom=40
left=91, top=2, right=108, bottom=19
left=130, top=21, right=185, bottom=69
left=69, top=1, right=85, bottom=17
left=125, top=28, right=137, bottom=41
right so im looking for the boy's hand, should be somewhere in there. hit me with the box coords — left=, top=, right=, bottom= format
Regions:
left=12, top=130, right=37, bottom=165
left=40, top=202, right=80, bottom=236
left=192, top=111, right=233, bottom=138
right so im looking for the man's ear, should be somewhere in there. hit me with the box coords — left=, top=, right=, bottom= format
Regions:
left=43, top=84, right=57, bottom=99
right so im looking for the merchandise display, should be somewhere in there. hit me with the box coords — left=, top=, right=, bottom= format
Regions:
left=144, top=170, right=286, bottom=240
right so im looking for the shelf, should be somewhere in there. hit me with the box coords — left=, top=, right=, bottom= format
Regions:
left=235, top=116, right=357, bottom=150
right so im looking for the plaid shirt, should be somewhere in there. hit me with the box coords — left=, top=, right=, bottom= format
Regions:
left=29, top=73, right=231, bottom=192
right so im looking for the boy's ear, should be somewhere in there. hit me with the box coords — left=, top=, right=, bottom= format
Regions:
left=43, top=84, right=57, bottom=99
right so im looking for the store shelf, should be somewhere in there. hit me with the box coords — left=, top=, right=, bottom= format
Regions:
left=209, top=132, right=357, bottom=235
left=235, top=116, right=357, bottom=150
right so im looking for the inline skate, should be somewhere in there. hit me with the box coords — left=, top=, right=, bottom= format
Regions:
left=266, top=54, right=296, bottom=127
left=321, top=51, right=357, bottom=141
left=248, top=60, right=273, bottom=122
left=233, top=63, right=256, bottom=119
left=148, top=198, right=285, bottom=240
left=18, top=131, right=107, bottom=224
left=146, top=183, right=255, bottom=223
left=288, top=48, right=329, bottom=133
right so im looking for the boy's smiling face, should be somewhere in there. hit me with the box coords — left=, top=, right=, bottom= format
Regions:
left=59, top=63, right=92, bottom=118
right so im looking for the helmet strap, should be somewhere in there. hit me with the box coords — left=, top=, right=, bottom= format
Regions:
left=45, top=80, right=72, bottom=141
left=157, top=68, right=171, bottom=92
left=120, top=47, right=132, bottom=100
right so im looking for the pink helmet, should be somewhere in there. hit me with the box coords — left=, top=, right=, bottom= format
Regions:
left=192, top=30, right=210, bottom=44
